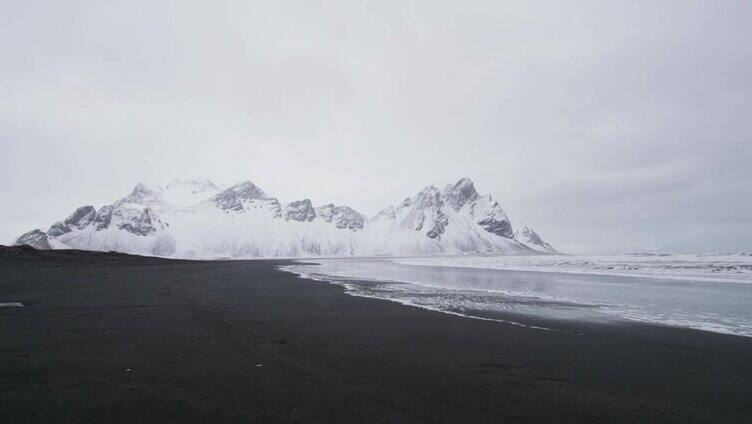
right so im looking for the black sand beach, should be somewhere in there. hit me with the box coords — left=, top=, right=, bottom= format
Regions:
left=1, top=247, right=751, bottom=423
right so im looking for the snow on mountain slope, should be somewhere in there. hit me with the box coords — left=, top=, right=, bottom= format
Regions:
left=365, top=178, right=529, bottom=255
left=17, top=179, right=225, bottom=256
left=121, top=179, right=224, bottom=212
left=168, top=181, right=365, bottom=258
left=14, top=177, right=556, bottom=258
left=52, top=183, right=175, bottom=256
left=515, top=226, right=558, bottom=253
left=161, top=178, right=224, bottom=207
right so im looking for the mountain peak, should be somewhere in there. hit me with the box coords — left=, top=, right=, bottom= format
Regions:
left=157, top=178, right=224, bottom=208
left=14, top=229, right=53, bottom=250
left=515, top=226, right=557, bottom=252
left=132, top=182, right=157, bottom=193
left=442, top=177, right=478, bottom=210
left=229, top=181, right=266, bottom=197
left=13, top=176, right=555, bottom=257
left=455, top=176, right=474, bottom=186
left=212, top=181, right=268, bottom=212
left=417, top=185, right=440, bottom=196
left=315, top=203, right=366, bottom=230
left=121, top=182, right=163, bottom=206
left=452, top=177, right=477, bottom=196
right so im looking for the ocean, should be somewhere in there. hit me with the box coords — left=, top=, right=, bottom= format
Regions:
left=281, top=254, right=752, bottom=337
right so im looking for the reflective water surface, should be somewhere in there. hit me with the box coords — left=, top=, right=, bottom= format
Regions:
left=281, top=258, right=752, bottom=337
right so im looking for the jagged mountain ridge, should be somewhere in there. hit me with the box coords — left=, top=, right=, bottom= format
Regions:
left=15, top=178, right=557, bottom=258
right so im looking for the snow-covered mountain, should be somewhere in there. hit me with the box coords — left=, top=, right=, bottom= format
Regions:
left=167, top=181, right=366, bottom=258
left=514, top=226, right=558, bottom=253
left=14, top=178, right=557, bottom=258
left=367, top=178, right=528, bottom=255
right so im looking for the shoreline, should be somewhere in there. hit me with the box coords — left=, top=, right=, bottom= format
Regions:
left=2, top=248, right=751, bottom=423
left=281, top=260, right=752, bottom=338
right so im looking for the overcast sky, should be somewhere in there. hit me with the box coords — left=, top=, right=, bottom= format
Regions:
left=1, top=0, right=750, bottom=253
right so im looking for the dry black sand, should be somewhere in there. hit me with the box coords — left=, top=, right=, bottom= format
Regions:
left=1, top=247, right=751, bottom=423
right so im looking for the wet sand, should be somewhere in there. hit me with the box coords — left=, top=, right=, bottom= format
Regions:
left=1, top=247, right=751, bottom=423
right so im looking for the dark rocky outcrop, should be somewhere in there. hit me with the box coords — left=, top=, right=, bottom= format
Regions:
left=316, top=204, right=366, bottom=230
left=425, top=214, right=449, bottom=239
left=48, top=205, right=96, bottom=237
left=14, top=229, right=53, bottom=250
left=442, top=178, right=479, bottom=211
left=410, top=187, right=449, bottom=239
left=94, top=205, right=115, bottom=230
left=478, top=216, right=513, bottom=239
left=285, top=199, right=316, bottom=222
left=117, top=208, right=162, bottom=236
